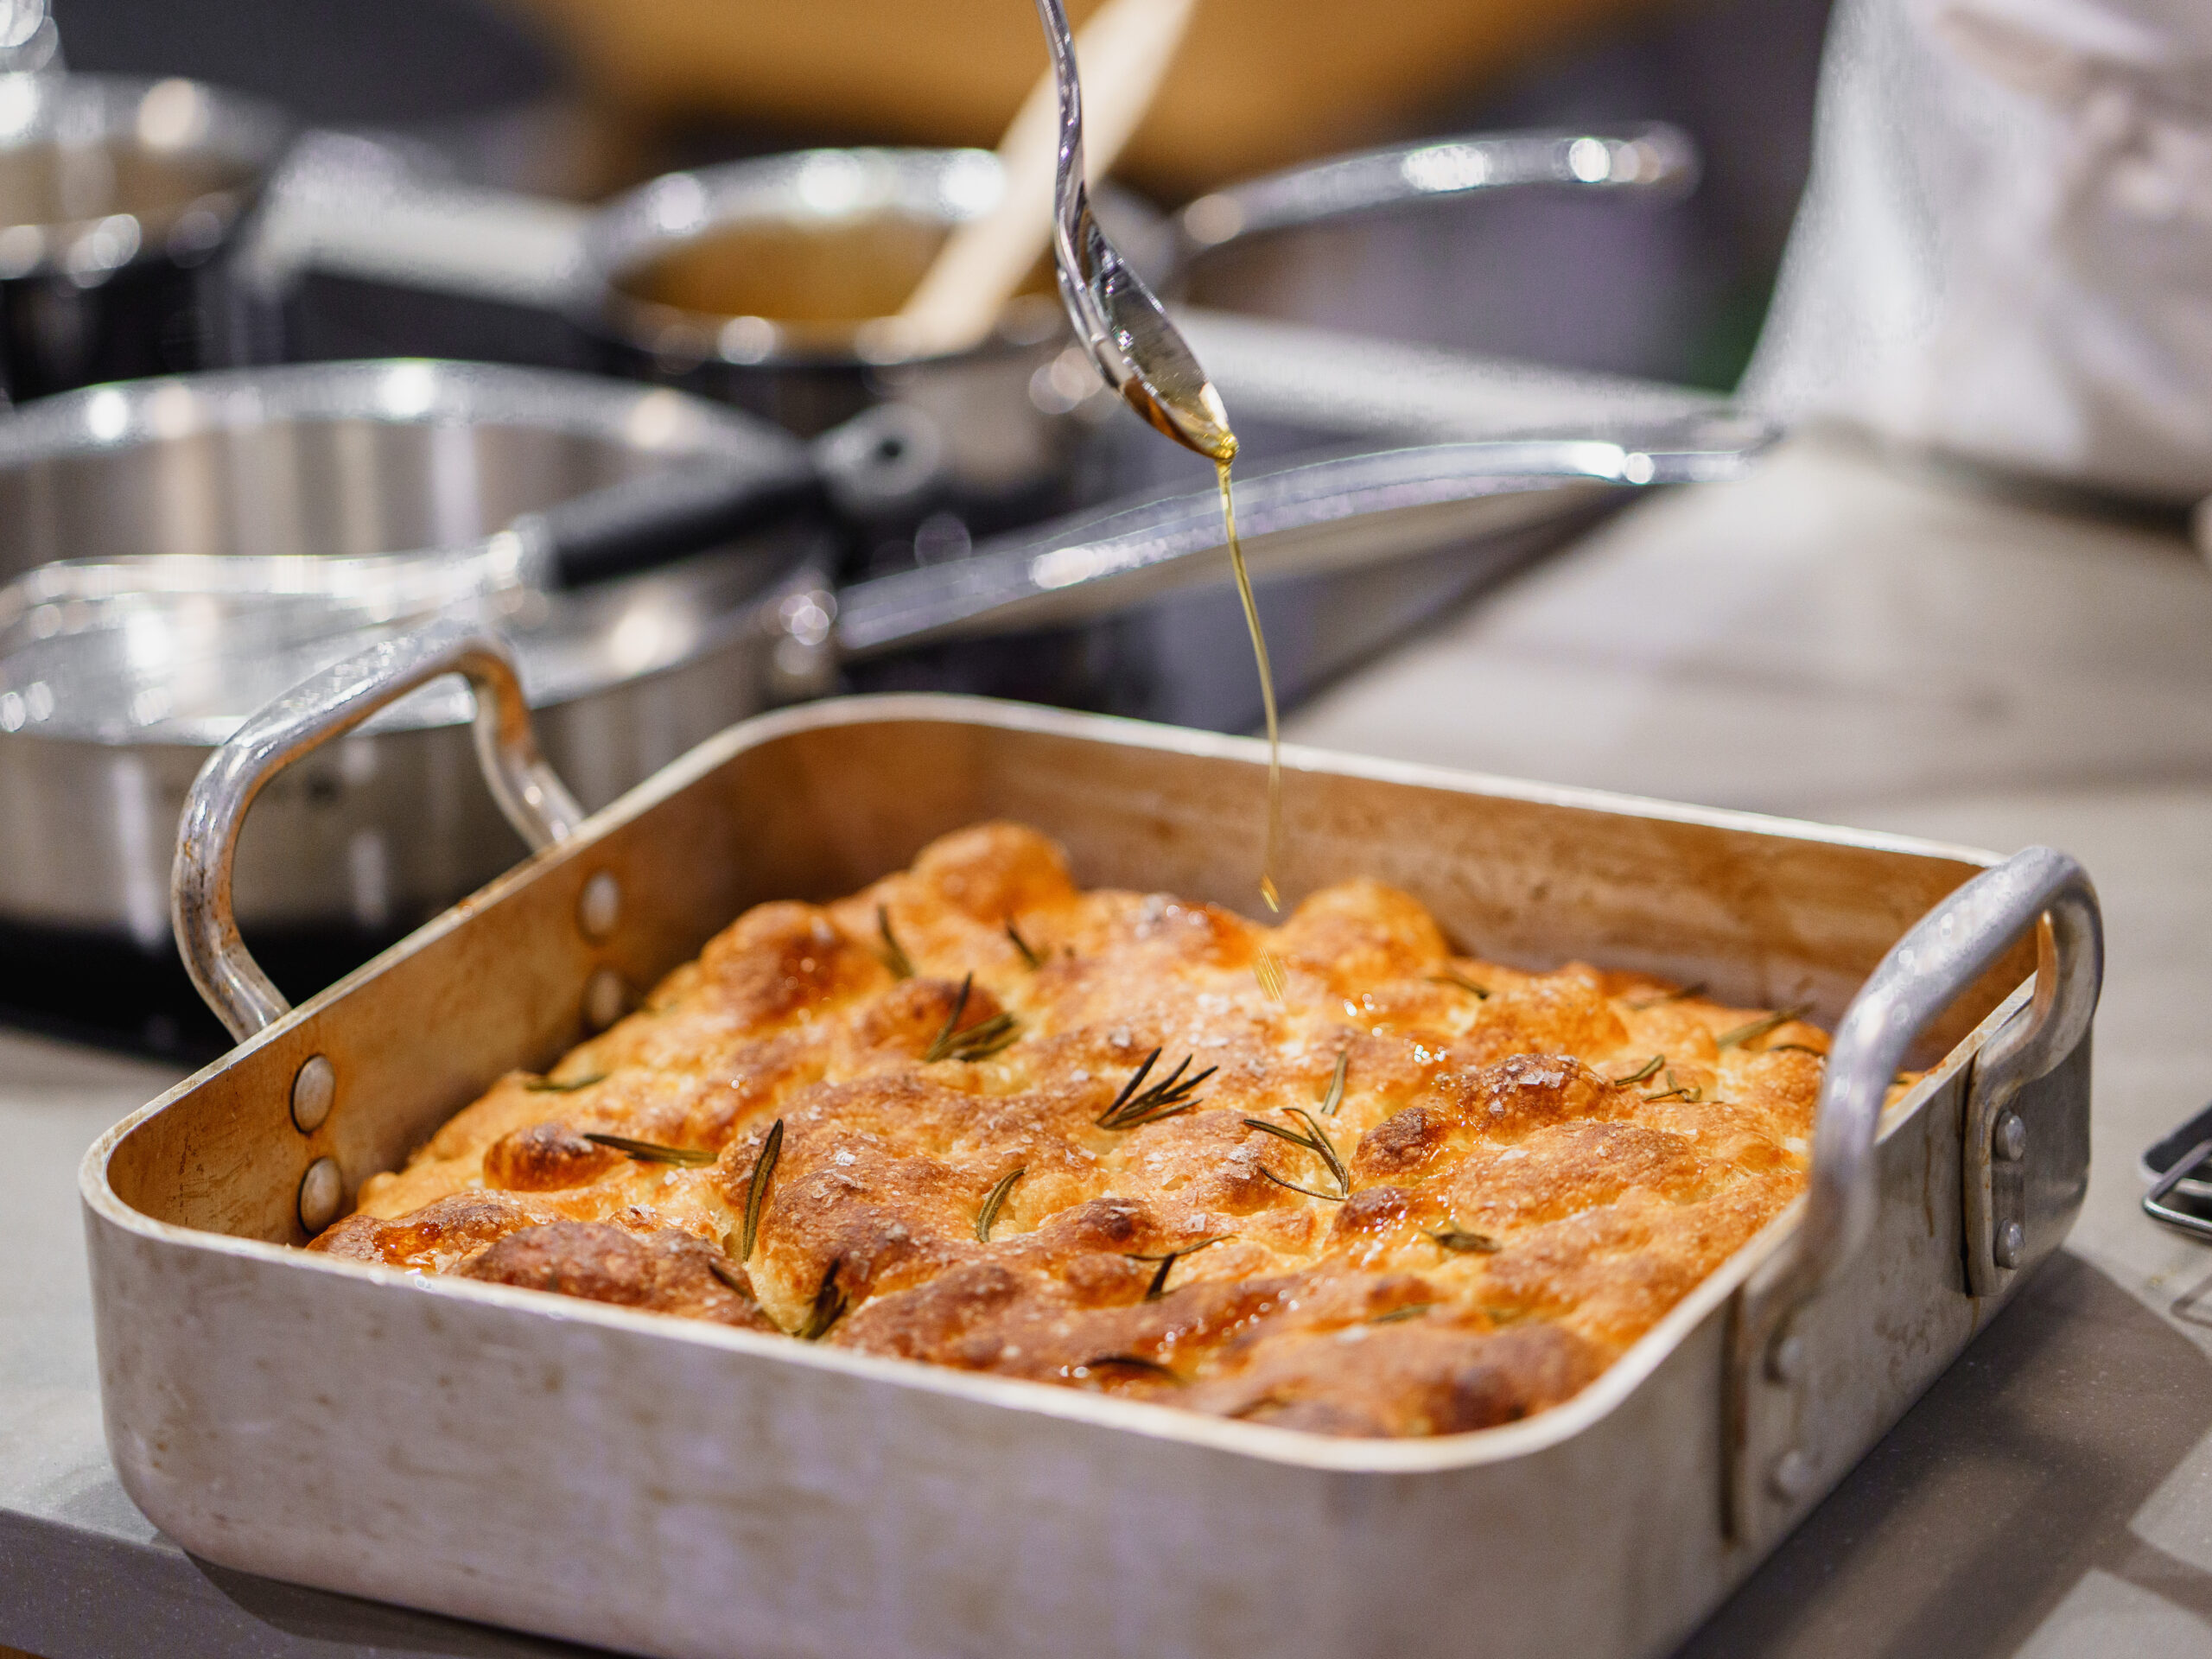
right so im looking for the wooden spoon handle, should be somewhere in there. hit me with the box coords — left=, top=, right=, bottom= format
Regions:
left=893, top=0, right=1194, bottom=358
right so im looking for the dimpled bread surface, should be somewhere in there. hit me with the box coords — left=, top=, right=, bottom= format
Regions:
left=312, top=822, right=1830, bottom=1438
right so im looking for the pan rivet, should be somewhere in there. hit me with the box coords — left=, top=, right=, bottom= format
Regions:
left=1995, top=1218, right=2024, bottom=1269
left=298, top=1157, right=343, bottom=1234
left=1769, top=1448, right=1815, bottom=1502
left=290, top=1054, right=335, bottom=1134
left=1993, top=1111, right=2027, bottom=1162
left=1768, top=1332, right=1807, bottom=1384
left=584, top=967, right=627, bottom=1032
left=578, top=872, right=621, bottom=940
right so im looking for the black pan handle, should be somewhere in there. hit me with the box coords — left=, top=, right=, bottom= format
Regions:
left=524, top=458, right=828, bottom=591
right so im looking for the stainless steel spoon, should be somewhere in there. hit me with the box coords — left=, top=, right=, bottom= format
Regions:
left=1032, top=0, right=1236, bottom=461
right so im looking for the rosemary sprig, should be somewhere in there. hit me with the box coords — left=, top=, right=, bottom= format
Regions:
left=1717, top=1003, right=1812, bottom=1051
left=1611, top=1055, right=1664, bottom=1086
left=582, top=1132, right=715, bottom=1167
left=1370, top=1302, right=1435, bottom=1324
left=922, top=974, right=1021, bottom=1063
left=1429, top=968, right=1491, bottom=999
left=740, top=1118, right=783, bottom=1261
left=1080, top=1353, right=1182, bottom=1383
left=1318, top=1047, right=1351, bottom=1116
left=524, top=1072, right=606, bottom=1093
left=976, top=1166, right=1025, bottom=1243
left=1096, top=1048, right=1217, bottom=1129
left=1004, top=918, right=1044, bottom=970
left=1629, top=980, right=1708, bottom=1010
left=1428, top=1227, right=1501, bottom=1254
left=1126, top=1236, right=1227, bottom=1300
left=1243, top=1106, right=1350, bottom=1198
left=877, top=905, right=914, bottom=980
left=798, top=1258, right=848, bottom=1341
left=1770, top=1042, right=1827, bottom=1058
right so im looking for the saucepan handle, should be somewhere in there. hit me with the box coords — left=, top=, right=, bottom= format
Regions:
left=1171, top=124, right=1698, bottom=266
left=832, top=410, right=1777, bottom=657
left=172, top=621, right=583, bottom=1042
left=1726, top=844, right=2100, bottom=1537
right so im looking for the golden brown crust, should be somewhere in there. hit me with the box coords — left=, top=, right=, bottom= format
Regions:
left=322, top=821, right=1822, bottom=1439
left=461, top=1222, right=776, bottom=1331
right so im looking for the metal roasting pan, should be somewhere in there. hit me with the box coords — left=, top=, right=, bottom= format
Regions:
left=82, top=625, right=2101, bottom=1659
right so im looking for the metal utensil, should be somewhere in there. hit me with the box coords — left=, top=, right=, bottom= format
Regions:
left=2139, top=1101, right=2212, bottom=1236
left=1032, top=0, right=1230, bottom=460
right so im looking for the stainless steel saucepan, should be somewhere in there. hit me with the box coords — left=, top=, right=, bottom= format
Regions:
left=0, top=359, right=825, bottom=962
left=573, top=127, right=1694, bottom=527
left=0, top=8, right=293, bottom=402
left=0, top=353, right=1767, bottom=1043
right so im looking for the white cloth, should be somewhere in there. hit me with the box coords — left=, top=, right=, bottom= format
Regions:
left=1745, top=0, right=2212, bottom=503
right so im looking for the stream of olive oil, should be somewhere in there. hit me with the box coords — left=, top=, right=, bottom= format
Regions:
left=1214, top=455, right=1288, bottom=1001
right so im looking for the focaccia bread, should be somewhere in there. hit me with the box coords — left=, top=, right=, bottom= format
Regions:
left=312, top=822, right=1830, bottom=1438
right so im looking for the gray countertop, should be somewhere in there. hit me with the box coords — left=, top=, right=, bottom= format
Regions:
left=10, top=428, right=2212, bottom=1657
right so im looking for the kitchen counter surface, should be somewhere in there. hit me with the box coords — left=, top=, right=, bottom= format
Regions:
left=9, top=428, right=2212, bottom=1657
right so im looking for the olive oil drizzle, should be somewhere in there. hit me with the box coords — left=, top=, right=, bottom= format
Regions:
left=1214, top=450, right=1288, bottom=1001
left=1216, top=456, right=1284, bottom=914
left=1122, top=371, right=1285, bottom=997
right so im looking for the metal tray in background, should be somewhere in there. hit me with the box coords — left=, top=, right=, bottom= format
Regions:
left=83, top=626, right=2100, bottom=1659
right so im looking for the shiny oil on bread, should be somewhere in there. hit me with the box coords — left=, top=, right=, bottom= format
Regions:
left=312, top=821, right=1831, bottom=1439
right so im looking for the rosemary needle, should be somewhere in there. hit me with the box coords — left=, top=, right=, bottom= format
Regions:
left=1261, top=1168, right=1347, bottom=1203
left=1081, top=1353, right=1182, bottom=1383
left=798, top=1258, right=848, bottom=1340
left=922, top=974, right=1021, bottom=1063
left=877, top=905, right=915, bottom=979
left=976, top=1166, right=1025, bottom=1243
left=741, top=1118, right=783, bottom=1261
left=524, top=1072, right=606, bottom=1093
left=1004, top=918, right=1044, bottom=969
left=1628, top=981, right=1707, bottom=1011
left=1612, top=1055, right=1664, bottom=1086
left=1127, top=1236, right=1226, bottom=1300
left=1429, top=967, right=1491, bottom=999
left=1370, top=1303, right=1434, bottom=1324
left=582, top=1132, right=715, bottom=1167
left=1717, top=1003, right=1812, bottom=1051
left=707, top=1255, right=747, bottom=1294
left=1318, top=1046, right=1351, bottom=1116
left=924, top=973, right=972, bottom=1058
left=1427, top=1227, right=1501, bottom=1254
left=1243, top=1107, right=1350, bottom=1197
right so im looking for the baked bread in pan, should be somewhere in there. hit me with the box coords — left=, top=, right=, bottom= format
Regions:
left=313, top=822, right=1828, bottom=1438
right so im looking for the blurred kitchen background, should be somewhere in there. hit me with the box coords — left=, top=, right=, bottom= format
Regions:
left=48, top=0, right=1832, bottom=390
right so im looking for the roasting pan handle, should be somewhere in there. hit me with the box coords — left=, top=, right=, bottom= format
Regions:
left=1728, top=845, right=2099, bottom=1538
left=1780, top=845, right=2099, bottom=1307
left=173, top=622, right=584, bottom=1041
